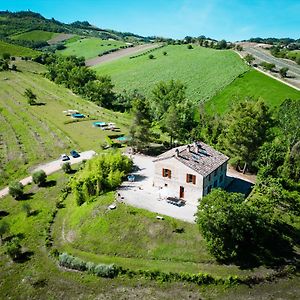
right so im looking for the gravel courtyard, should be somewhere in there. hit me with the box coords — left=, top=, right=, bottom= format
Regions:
left=117, top=155, right=198, bottom=223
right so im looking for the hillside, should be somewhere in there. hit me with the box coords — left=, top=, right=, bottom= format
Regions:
left=0, top=40, right=40, bottom=57
left=93, top=45, right=249, bottom=102
left=10, top=29, right=59, bottom=42
left=0, top=10, right=148, bottom=43
left=206, top=69, right=300, bottom=114
left=0, top=60, right=130, bottom=187
left=58, top=37, right=127, bottom=60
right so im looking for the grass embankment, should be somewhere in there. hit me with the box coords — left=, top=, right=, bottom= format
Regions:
left=10, top=30, right=59, bottom=42
left=287, top=50, right=300, bottom=61
left=206, top=69, right=300, bottom=114
left=1, top=170, right=299, bottom=298
left=0, top=60, right=130, bottom=187
left=0, top=40, right=40, bottom=57
left=58, top=37, right=127, bottom=59
left=93, top=45, right=249, bottom=102
left=53, top=191, right=274, bottom=278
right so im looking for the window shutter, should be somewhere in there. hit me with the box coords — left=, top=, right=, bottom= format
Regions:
left=192, top=175, right=196, bottom=184
left=162, top=168, right=164, bottom=177
left=168, top=170, right=171, bottom=178
left=186, top=174, right=189, bottom=183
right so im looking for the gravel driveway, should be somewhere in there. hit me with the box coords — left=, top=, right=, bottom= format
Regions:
left=0, top=150, right=96, bottom=199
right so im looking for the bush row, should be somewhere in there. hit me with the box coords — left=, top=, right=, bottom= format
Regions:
left=129, top=44, right=165, bottom=59
left=97, top=45, right=133, bottom=57
left=58, top=252, right=239, bottom=285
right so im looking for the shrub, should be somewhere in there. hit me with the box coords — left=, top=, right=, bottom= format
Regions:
left=148, top=54, right=154, bottom=59
left=32, top=170, right=47, bottom=186
left=2, top=53, right=10, bottom=60
left=5, top=237, right=22, bottom=261
left=22, top=203, right=31, bottom=217
left=11, top=64, right=17, bottom=71
left=62, top=162, right=72, bottom=174
left=187, top=44, right=193, bottom=49
left=9, top=181, right=24, bottom=199
left=163, top=51, right=167, bottom=56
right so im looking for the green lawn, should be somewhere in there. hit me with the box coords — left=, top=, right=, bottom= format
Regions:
left=57, top=37, right=127, bottom=59
left=287, top=50, right=300, bottom=61
left=10, top=30, right=59, bottom=42
left=0, top=40, right=40, bottom=57
left=206, top=69, right=300, bottom=114
left=93, top=45, right=249, bottom=102
left=0, top=60, right=131, bottom=188
left=52, top=190, right=274, bottom=277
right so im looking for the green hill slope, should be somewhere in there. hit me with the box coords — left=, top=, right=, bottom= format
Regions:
left=58, top=37, right=127, bottom=59
left=0, top=60, right=130, bottom=187
left=0, top=40, right=40, bottom=57
left=10, top=30, right=59, bottom=42
left=93, top=45, right=249, bottom=102
left=206, top=69, right=300, bottom=114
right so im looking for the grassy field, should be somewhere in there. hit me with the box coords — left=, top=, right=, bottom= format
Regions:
left=1, top=170, right=300, bottom=298
left=10, top=30, right=59, bottom=42
left=93, top=45, right=249, bottom=102
left=206, top=69, right=300, bottom=114
left=287, top=50, right=300, bottom=61
left=52, top=190, right=275, bottom=277
left=58, top=37, right=127, bottom=59
left=0, top=60, right=131, bottom=188
left=0, top=40, right=40, bottom=57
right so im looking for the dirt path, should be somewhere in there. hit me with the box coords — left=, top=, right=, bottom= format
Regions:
left=48, top=33, right=74, bottom=45
left=0, top=150, right=96, bottom=199
left=85, top=43, right=160, bottom=67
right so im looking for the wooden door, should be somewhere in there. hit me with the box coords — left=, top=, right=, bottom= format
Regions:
left=179, top=186, right=184, bottom=198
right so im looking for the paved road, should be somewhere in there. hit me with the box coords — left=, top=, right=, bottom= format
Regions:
left=0, top=150, right=96, bottom=199
left=243, top=45, right=300, bottom=79
left=85, top=43, right=160, bottom=67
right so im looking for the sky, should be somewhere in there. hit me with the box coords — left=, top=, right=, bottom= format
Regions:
left=1, top=0, right=300, bottom=41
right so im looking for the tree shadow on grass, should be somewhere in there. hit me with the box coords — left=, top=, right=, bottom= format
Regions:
left=29, top=209, right=40, bottom=217
left=43, top=180, right=57, bottom=188
left=18, top=193, right=35, bottom=201
left=0, top=210, right=9, bottom=219
left=4, top=232, right=25, bottom=243
left=15, top=250, right=34, bottom=263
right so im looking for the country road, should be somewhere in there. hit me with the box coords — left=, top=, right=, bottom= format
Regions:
left=0, top=150, right=96, bottom=199
left=85, top=43, right=160, bottom=67
left=243, top=45, right=300, bottom=79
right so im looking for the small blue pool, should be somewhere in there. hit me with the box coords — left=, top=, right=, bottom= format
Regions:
left=72, top=113, right=85, bottom=118
left=93, top=122, right=107, bottom=127
left=116, top=136, right=128, bottom=141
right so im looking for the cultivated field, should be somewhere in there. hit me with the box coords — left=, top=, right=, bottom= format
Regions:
left=207, top=69, right=300, bottom=114
left=57, top=37, right=127, bottom=60
left=10, top=30, right=59, bottom=42
left=0, top=60, right=130, bottom=187
left=93, top=45, right=249, bottom=102
left=0, top=40, right=40, bottom=57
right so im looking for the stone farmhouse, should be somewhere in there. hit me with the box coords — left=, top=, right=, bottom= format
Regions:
left=153, top=141, right=229, bottom=204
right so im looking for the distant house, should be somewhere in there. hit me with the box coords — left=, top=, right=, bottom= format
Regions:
left=153, top=142, right=229, bottom=204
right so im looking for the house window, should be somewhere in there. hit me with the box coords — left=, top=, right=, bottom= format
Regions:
left=162, top=168, right=171, bottom=178
left=214, top=180, right=218, bottom=187
left=186, top=174, right=196, bottom=184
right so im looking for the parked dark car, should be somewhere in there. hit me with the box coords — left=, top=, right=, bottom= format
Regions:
left=70, top=150, right=80, bottom=158
left=166, top=197, right=185, bottom=207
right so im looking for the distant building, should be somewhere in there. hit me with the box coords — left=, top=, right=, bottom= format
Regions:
left=153, top=142, right=229, bottom=204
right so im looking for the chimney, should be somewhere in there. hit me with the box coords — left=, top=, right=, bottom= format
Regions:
left=175, top=149, right=179, bottom=157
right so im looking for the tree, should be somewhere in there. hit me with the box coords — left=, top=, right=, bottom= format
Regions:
left=259, top=61, right=276, bottom=72
left=163, top=51, right=167, bottom=56
left=148, top=54, right=154, bottom=59
left=279, top=67, right=289, bottom=78
left=62, top=162, right=72, bottom=174
left=244, top=54, right=255, bottom=65
left=2, top=53, right=10, bottom=60
left=32, top=170, right=47, bottom=186
left=9, top=181, right=24, bottom=199
left=24, top=88, right=37, bottom=105
left=11, top=64, right=17, bottom=71
left=22, top=203, right=32, bottom=217
left=187, top=44, right=193, bottom=49
left=236, top=45, right=243, bottom=51
left=197, top=189, right=291, bottom=264
left=0, top=221, right=9, bottom=245
left=216, top=40, right=227, bottom=49
left=129, top=94, right=152, bottom=151
left=5, top=237, right=22, bottom=261
left=220, top=99, right=273, bottom=172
